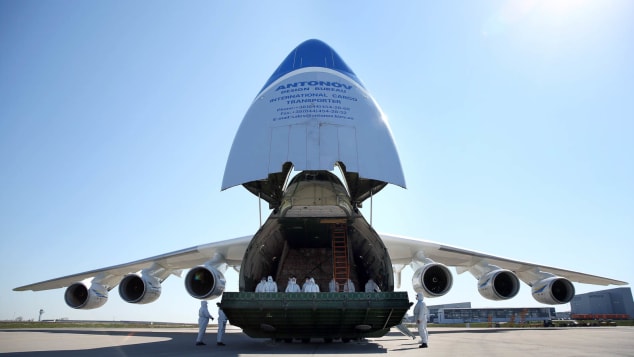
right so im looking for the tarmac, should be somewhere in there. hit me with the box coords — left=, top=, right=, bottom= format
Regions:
left=1, top=325, right=633, bottom=356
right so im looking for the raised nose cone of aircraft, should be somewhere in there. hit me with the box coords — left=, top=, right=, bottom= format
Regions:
left=222, top=39, right=406, bottom=204
left=260, top=39, right=362, bottom=93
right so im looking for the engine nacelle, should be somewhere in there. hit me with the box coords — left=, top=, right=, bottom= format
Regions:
left=531, top=276, right=575, bottom=304
left=478, top=269, right=520, bottom=300
left=64, top=282, right=108, bottom=309
left=185, top=265, right=226, bottom=299
left=412, top=262, right=453, bottom=297
left=119, top=274, right=162, bottom=304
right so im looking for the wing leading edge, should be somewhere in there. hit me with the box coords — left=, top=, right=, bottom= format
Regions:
left=381, top=233, right=627, bottom=287
left=14, top=235, right=252, bottom=292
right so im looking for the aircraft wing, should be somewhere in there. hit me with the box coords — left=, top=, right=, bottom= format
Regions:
left=14, top=235, right=252, bottom=292
left=380, top=233, right=627, bottom=286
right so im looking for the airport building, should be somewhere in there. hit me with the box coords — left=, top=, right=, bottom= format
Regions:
left=425, top=302, right=555, bottom=324
left=426, top=302, right=471, bottom=323
left=434, top=307, right=556, bottom=324
left=570, top=287, right=633, bottom=319
left=420, top=287, right=634, bottom=324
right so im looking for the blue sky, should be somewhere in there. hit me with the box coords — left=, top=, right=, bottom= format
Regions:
left=1, top=1, right=632, bottom=323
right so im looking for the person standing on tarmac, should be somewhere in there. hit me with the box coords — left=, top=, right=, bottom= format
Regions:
left=195, top=301, right=214, bottom=346
left=216, top=304, right=227, bottom=346
left=413, top=292, right=429, bottom=348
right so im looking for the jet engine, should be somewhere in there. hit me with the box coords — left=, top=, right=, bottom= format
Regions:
left=64, top=282, right=108, bottom=309
left=119, top=274, right=161, bottom=304
left=185, top=265, right=226, bottom=299
left=531, top=276, right=575, bottom=304
left=412, top=262, right=453, bottom=297
left=478, top=269, right=520, bottom=300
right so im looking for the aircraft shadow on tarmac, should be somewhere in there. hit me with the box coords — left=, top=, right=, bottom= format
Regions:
left=5, top=328, right=553, bottom=356
left=4, top=329, right=394, bottom=356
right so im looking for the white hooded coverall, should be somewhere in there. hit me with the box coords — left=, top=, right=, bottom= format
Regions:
left=343, top=279, right=355, bottom=292
left=329, top=278, right=338, bottom=292
left=264, top=276, right=278, bottom=292
left=196, top=301, right=213, bottom=343
left=255, top=277, right=267, bottom=292
left=413, top=293, right=429, bottom=345
left=365, top=278, right=381, bottom=292
left=285, top=277, right=301, bottom=292
left=302, top=278, right=320, bottom=292
left=217, top=308, right=227, bottom=343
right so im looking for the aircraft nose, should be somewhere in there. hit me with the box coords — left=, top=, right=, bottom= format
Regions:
left=260, top=39, right=361, bottom=93
left=285, top=39, right=348, bottom=71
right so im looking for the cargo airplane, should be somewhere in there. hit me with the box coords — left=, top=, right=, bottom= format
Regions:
left=14, top=39, right=627, bottom=342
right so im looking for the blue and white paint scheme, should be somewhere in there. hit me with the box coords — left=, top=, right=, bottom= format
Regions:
left=14, top=40, right=626, bottom=326
left=223, top=39, right=405, bottom=206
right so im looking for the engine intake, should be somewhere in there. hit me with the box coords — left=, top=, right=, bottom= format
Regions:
left=185, top=265, right=226, bottom=299
left=478, top=269, right=520, bottom=300
left=531, top=276, right=575, bottom=304
left=412, top=262, right=453, bottom=297
left=119, top=274, right=161, bottom=304
left=64, top=282, right=108, bottom=309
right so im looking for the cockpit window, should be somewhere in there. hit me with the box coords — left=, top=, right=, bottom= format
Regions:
left=287, top=171, right=343, bottom=186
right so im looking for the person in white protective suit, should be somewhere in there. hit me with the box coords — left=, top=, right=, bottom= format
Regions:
left=195, top=301, right=214, bottom=345
left=328, top=278, right=338, bottom=292
left=285, top=276, right=301, bottom=292
left=365, top=278, right=381, bottom=292
left=302, top=277, right=319, bottom=292
left=301, top=277, right=311, bottom=292
left=413, top=292, right=429, bottom=348
left=343, top=278, right=355, bottom=292
left=264, top=276, right=278, bottom=292
left=307, top=277, right=320, bottom=292
left=216, top=304, right=227, bottom=346
left=255, top=276, right=267, bottom=292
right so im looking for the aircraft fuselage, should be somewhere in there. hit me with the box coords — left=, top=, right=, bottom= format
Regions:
left=220, top=171, right=411, bottom=340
